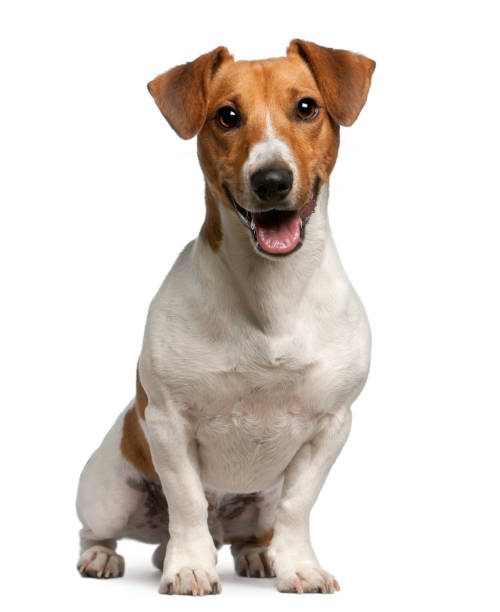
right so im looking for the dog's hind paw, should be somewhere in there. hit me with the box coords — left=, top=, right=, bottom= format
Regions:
left=234, top=545, right=275, bottom=578
left=78, top=545, right=124, bottom=578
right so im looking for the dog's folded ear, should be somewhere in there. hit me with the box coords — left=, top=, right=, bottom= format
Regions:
left=287, top=40, right=375, bottom=127
left=148, top=47, right=232, bottom=139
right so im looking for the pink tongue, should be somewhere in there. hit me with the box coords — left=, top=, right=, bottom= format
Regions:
left=254, top=212, right=301, bottom=254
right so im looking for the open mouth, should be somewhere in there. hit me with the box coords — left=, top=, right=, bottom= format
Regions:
left=223, top=179, right=319, bottom=257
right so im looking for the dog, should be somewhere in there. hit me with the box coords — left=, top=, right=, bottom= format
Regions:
left=76, top=39, right=375, bottom=595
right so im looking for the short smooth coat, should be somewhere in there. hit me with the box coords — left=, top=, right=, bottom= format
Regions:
left=141, top=187, right=370, bottom=494
left=76, top=39, right=375, bottom=595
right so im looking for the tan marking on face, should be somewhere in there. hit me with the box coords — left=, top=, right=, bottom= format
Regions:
left=197, top=55, right=339, bottom=245
left=200, top=187, right=223, bottom=251
left=150, top=43, right=373, bottom=252
left=120, top=366, right=158, bottom=479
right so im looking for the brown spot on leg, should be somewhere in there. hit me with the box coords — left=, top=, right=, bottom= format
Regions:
left=227, top=528, right=274, bottom=548
left=120, top=366, right=158, bottom=479
left=229, top=531, right=275, bottom=578
left=121, top=408, right=158, bottom=479
left=254, top=528, right=274, bottom=548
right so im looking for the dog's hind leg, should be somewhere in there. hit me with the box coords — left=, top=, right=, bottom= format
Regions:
left=152, top=540, right=168, bottom=571
left=230, top=532, right=276, bottom=578
left=78, top=531, right=125, bottom=579
left=76, top=405, right=150, bottom=578
left=219, top=483, right=282, bottom=578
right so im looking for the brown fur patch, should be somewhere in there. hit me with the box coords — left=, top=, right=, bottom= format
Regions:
left=120, top=367, right=158, bottom=479
left=200, top=186, right=223, bottom=251
left=197, top=53, right=344, bottom=236
left=287, top=39, right=375, bottom=126
left=149, top=41, right=374, bottom=252
left=148, top=47, right=234, bottom=251
left=135, top=365, right=148, bottom=419
left=225, top=528, right=274, bottom=548
left=148, top=47, right=232, bottom=139
left=254, top=528, right=274, bottom=548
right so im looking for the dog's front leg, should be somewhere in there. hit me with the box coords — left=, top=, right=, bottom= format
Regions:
left=145, top=398, right=220, bottom=596
left=269, top=405, right=352, bottom=594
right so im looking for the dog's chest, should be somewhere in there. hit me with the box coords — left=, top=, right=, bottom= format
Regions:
left=178, top=326, right=361, bottom=492
left=147, top=243, right=371, bottom=492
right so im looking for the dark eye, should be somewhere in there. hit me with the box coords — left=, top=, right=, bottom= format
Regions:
left=296, top=98, right=318, bottom=121
left=216, top=106, right=240, bottom=129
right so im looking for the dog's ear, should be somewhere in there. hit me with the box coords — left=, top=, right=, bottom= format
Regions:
left=287, top=39, right=375, bottom=126
left=148, top=46, right=232, bottom=139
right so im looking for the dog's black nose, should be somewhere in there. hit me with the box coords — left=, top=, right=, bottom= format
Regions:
left=250, top=167, right=293, bottom=202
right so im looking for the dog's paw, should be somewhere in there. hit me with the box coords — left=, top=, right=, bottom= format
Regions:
left=276, top=565, right=340, bottom=594
left=77, top=545, right=124, bottom=579
left=159, top=567, right=221, bottom=596
left=234, top=545, right=275, bottom=578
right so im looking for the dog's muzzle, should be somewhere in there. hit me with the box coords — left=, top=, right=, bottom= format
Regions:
left=224, top=177, right=319, bottom=257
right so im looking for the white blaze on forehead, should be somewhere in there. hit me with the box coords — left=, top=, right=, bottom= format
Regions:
left=242, top=113, right=298, bottom=201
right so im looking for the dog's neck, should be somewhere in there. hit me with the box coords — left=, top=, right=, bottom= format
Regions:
left=202, top=184, right=335, bottom=335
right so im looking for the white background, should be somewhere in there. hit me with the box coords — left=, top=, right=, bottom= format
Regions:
left=1, top=1, right=499, bottom=610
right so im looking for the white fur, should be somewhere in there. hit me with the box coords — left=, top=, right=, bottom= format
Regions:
left=77, top=120, right=371, bottom=596
left=137, top=182, right=371, bottom=592
left=241, top=113, right=299, bottom=207
left=76, top=404, right=144, bottom=546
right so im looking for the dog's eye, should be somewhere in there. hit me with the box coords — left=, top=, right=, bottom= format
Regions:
left=296, top=98, right=318, bottom=121
left=216, top=106, right=240, bottom=129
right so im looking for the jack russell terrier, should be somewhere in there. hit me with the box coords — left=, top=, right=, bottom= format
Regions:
left=76, top=39, right=375, bottom=595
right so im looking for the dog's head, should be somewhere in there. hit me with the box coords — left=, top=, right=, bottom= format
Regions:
left=148, top=40, right=375, bottom=257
